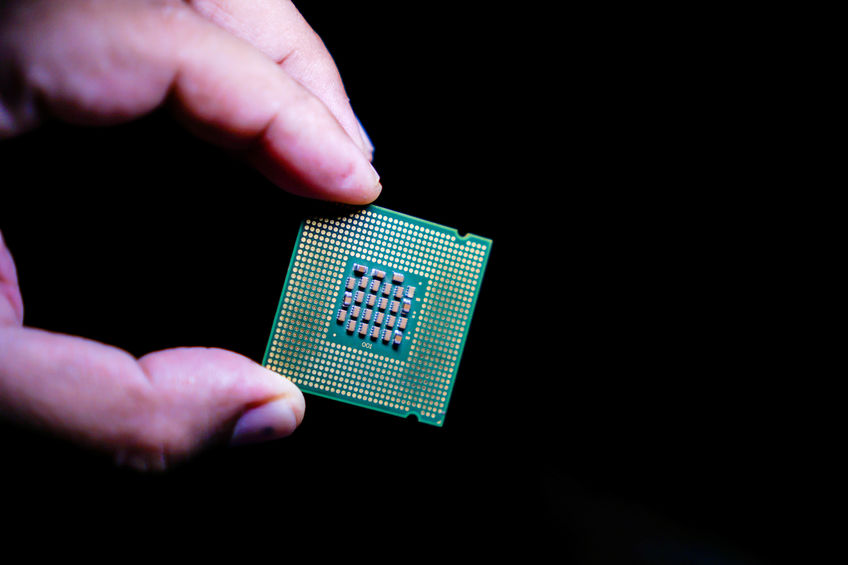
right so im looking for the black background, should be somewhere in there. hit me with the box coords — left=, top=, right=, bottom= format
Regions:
left=0, top=4, right=816, bottom=563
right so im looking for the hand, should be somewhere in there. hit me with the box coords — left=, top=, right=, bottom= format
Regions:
left=0, top=0, right=381, bottom=470
left=0, top=0, right=379, bottom=202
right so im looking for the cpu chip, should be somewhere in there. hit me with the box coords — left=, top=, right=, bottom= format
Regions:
left=263, top=205, right=491, bottom=426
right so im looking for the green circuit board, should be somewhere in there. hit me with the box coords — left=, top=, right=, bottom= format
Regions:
left=262, top=204, right=491, bottom=426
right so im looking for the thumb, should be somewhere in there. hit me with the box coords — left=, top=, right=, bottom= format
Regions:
left=0, top=327, right=304, bottom=471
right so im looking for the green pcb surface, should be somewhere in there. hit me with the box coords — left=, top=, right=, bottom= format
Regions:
left=262, top=204, right=491, bottom=426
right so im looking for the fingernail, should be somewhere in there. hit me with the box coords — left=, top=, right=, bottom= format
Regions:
left=230, top=397, right=298, bottom=446
left=355, top=113, right=374, bottom=160
left=365, top=164, right=382, bottom=202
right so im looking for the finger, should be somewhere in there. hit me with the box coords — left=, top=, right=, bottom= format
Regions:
left=0, top=326, right=304, bottom=470
left=0, top=230, right=23, bottom=327
left=187, top=0, right=373, bottom=160
left=0, top=0, right=380, bottom=203
left=167, top=7, right=381, bottom=203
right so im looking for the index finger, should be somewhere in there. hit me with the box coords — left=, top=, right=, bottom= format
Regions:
left=188, top=0, right=374, bottom=160
left=1, top=1, right=381, bottom=203
left=165, top=6, right=381, bottom=203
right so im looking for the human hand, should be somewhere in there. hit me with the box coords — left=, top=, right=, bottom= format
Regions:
left=0, top=0, right=381, bottom=470
left=0, top=0, right=379, bottom=202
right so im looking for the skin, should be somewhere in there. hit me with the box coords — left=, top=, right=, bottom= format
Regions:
left=0, top=0, right=381, bottom=470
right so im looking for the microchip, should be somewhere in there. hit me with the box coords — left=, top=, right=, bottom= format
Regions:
left=263, top=204, right=491, bottom=426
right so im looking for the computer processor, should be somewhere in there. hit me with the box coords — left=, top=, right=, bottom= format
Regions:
left=262, top=204, right=491, bottom=426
